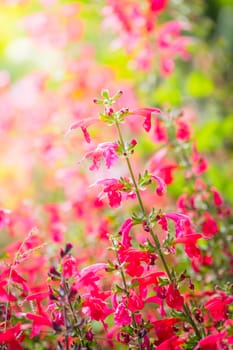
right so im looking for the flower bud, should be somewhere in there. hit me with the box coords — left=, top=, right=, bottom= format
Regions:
left=60, top=242, right=73, bottom=258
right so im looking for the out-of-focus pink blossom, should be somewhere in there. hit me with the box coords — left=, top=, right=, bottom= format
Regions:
left=80, top=142, right=118, bottom=170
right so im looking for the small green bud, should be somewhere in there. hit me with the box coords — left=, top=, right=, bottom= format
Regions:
left=101, top=89, right=110, bottom=99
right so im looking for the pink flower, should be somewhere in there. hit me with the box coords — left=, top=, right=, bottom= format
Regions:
left=114, top=302, right=132, bottom=326
left=191, top=145, right=208, bottom=175
left=157, top=21, right=190, bottom=49
left=154, top=118, right=167, bottom=142
left=148, top=148, right=178, bottom=185
left=157, top=214, right=168, bottom=231
left=152, top=175, right=166, bottom=196
left=82, top=290, right=112, bottom=321
left=211, top=188, right=223, bottom=207
left=77, top=263, right=107, bottom=289
left=130, top=108, right=161, bottom=132
left=0, top=208, right=11, bottom=229
left=66, top=117, right=99, bottom=143
left=119, top=218, right=133, bottom=248
left=160, top=57, right=175, bottom=76
left=164, top=212, right=190, bottom=238
left=176, top=120, right=191, bottom=141
left=62, top=255, right=77, bottom=278
left=81, top=142, right=118, bottom=170
left=91, top=178, right=125, bottom=208
left=44, top=203, right=65, bottom=242
left=104, top=183, right=124, bottom=208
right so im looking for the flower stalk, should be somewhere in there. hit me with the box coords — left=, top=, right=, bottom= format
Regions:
left=114, top=117, right=202, bottom=341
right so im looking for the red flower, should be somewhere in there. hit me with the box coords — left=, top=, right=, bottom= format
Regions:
left=0, top=282, right=17, bottom=302
left=156, top=335, right=185, bottom=350
left=174, top=233, right=202, bottom=259
left=153, top=318, right=179, bottom=344
left=26, top=313, right=52, bottom=338
left=205, top=293, right=233, bottom=321
left=118, top=246, right=150, bottom=277
left=127, top=289, right=144, bottom=312
left=166, top=284, right=184, bottom=310
left=0, top=324, right=21, bottom=343
left=135, top=271, right=166, bottom=288
left=149, top=0, right=167, bottom=13
left=211, top=188, right=223, bottom=207
left=159, top=165, right=178, bottom=185
left=202, top=213, right=218, bottom=239
left=194, top=332, right=226, bottom=350
left=82, top=290, right=112, bottom=321
left=26, top=291, right=49, bottom=302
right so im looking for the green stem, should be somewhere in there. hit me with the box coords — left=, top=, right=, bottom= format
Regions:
left=116, top=120, right=172, bottom=280
left=115, top=119, right=202, bottom=341
left=149, top=228, right=173, bottom=281
left=115, top=121, right=145, bottom=214
left=183, top=303, right=202, bottom=340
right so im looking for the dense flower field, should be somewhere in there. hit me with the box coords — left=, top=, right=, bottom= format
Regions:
left=0, top=1, right=232, bottom=349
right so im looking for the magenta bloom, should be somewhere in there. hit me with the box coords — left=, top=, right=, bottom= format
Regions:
left=205, top=293, right=233, bottom=321
left=114, top=302, right=132, bottom=326
left=130, top=107, right=161, bottom=132
left=202, top=212, right=218, bottom=239
left=194, top=332, right=226, bottom=350
left=166, top=284, right=184, bottom=310
left=81, top=142, right=118, bottom=170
